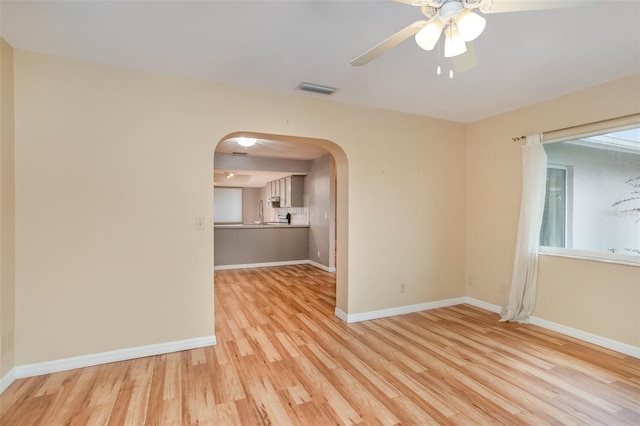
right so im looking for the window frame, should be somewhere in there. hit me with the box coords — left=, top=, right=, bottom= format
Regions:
left=537, top=123, right=640, bottom=267
left=538, top=246, right=640, bottom=267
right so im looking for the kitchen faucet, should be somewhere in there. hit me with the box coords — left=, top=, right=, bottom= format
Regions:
left=258, top=199, right=264, bottom=224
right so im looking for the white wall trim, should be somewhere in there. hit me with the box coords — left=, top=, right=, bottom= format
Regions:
left=0, top=367, right=16, bottom=395
left=528, top=316, right=640, bottom=359
left=215, top=260, right=308, bottom=270
left=465, top=297, right=639, bottom=359
left=13, top=335, right=217, bottom=381
left=4, top=296, right=638, bottom=395
left=215, top=259, right=335, bottom=272
left=306, top=260, right=336, bottom=273
left=334, top=297, right=466, bottom=323
left=334, top=307, right=348, bottom=322
left=336, top=297, right=639, bottom=359
left=465, top=297, right=502, bottom=314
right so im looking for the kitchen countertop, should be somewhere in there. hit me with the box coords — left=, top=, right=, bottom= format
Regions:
left=214, top=223, right=310, bottom=229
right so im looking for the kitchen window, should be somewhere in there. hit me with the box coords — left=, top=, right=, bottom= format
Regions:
left=214, top=187, right=242, bottom=223
left=539, top=126, right=640, bottom=265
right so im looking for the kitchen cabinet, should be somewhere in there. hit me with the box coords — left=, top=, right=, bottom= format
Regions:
left=284, top=175, right=304, bottom=207
left=266, top=181, right=274, bottom=199
left=279, top=178, right=286, bottom=206
left=271, top=180, right=279, bottom=198
left=266, top=175, right=305, bottom=207
left=266, top=180, right=280, bottom=207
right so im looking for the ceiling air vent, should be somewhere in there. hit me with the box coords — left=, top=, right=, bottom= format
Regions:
left=296, top=82, right=338, bottom=95
left=231, top=151, right=249, bottom=156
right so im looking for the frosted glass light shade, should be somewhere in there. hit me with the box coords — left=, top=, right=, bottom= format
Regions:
left=415, top=19, right=444, bottom=51
left=444, top=25, right=467, bottom=58
left=237, top=137, right=256, bottom=147
left=456, top=10, right=486, bottom=42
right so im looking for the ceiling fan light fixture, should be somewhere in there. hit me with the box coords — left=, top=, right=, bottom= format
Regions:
left=237, top=137, right=256, bottom=147
left=455, top=10, right=486, bottom=42
left=444, top=24, right=467, bottom=58
left=414, top=19, right=443, bottom=51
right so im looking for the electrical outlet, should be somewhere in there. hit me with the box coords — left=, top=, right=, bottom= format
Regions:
left=467, top=275, right=473, bottom=286
left=499, top=283, right=507, bottom=294
left=400, top=283, right=406, bottom=293
left=317, top=251, right=321, bottom=258
left=195, top=217, right=205, bottom=230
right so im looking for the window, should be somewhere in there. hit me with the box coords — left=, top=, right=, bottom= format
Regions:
left=214, top=187, right=242, bottom=223
left=539, top=126, right=640, bottom=265
left=540, top=166, right=569, bottom=248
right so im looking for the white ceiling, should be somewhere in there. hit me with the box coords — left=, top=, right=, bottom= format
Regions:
left=216, top=137, right=329, bottom=160
left=215, top=137, right=328, bottom=187
left=2, top=0, right=639, bottom=124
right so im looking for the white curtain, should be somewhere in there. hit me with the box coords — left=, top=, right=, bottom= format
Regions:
left=500, top=134, right=547, bottom=323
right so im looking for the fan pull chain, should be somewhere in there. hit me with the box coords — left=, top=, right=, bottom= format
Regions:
left=436, top=38, right=442, bottom=76
left=435, top=38, right=453, bottom=79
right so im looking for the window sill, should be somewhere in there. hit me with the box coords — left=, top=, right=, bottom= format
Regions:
left=538, top=247, right=640, bottom=267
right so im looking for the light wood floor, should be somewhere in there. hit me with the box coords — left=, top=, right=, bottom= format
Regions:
left=2, top=264, right=640, bottom=425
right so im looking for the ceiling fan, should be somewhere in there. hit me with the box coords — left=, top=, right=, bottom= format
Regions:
left=351, top=0, right=598, bottom=68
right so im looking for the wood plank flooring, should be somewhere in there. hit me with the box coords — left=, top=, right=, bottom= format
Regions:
left=1, top=264, right=639, bottom=425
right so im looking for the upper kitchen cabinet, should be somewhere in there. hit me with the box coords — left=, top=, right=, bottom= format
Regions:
left=266, top=175, right=305, bottom=208
left=279, top=178, right=286, bottom=205
left=284, top=175, right=305, bottom=207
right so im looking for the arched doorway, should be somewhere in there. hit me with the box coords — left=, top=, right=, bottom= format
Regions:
left=213, top=131, right=349, bottom=317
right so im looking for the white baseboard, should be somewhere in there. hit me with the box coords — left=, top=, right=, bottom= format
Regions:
left=215, top=259, right=336, bottom=272
left=215, top=260, right=309, bottom=270
left=336, top=296, right=639, bottom=359
left=334, top=297, right=466, bottom=323
left=13, top=335, right=217, bottom=381
left=4, top=295, right=638, bottom=395
left=528, top=316, right=640, bottom=358
left=0, top=367, right=16, bottom=394
left=334, top=307, right=348, bottom=322
left=306, top=260, right=336, bottom=272
left=464, top=297, right=639, bottom=359
left=465, top=297, right=502, bottom=314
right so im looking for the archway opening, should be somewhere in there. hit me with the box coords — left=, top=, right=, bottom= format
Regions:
left=213, top=131, right=349, bottom=317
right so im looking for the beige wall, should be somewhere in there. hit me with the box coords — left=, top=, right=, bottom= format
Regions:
left=8, top=47, right=638, bottom=369
left=467, top=74, right=640, bottom=347
left=0, top=39, right=16, bottom=378
left=13, top=50, right=467, bottom=365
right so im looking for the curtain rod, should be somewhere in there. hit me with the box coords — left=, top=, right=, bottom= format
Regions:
left=511, top=113, right=640, bottom=142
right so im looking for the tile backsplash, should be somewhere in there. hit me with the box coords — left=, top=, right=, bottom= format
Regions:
left=266, top=206, right=309, bottom=225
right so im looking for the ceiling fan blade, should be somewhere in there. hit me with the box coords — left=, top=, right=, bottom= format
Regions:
left=351, top=20, right=427, bottom=66
left=452, top=41, right=477, bottom=73
left=482, top=0, right=599, bottom=14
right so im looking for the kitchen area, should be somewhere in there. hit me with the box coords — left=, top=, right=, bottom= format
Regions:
left=213, top=136, right=336, bottom=272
